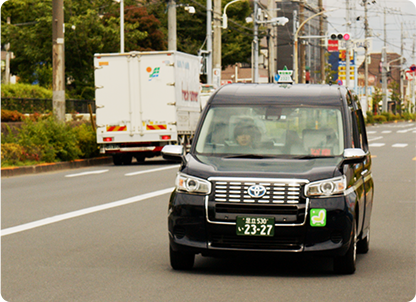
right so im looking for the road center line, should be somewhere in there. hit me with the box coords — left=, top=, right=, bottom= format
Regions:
left=1, top=187, right=175, bottom=237
left=124, top=165, right=180, bottom=176
left=65, top=170, right=109, bottom=177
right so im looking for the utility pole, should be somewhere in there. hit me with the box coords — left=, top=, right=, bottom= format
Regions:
left=400, top=22, right=404, bottom=106
left=213, top=0, right=222, bottom=87
left=363, top=0, right=369, bottom=109
left=5, top=17, right=11, bottom=85
left=267, top=0, right=276, bottom=82
left=292, top=10, right=297, bottom=72
left=412, top=34, right=415, bottom=112
left=253, top=0, right=259, bottom=83
left=381, top=8, right=388, bottom=112
left=206, top=0, right=213, bottom=84
left=120, top=0, right=124, bottom=53
left=319, top=0, right=325, bottom=83
left=168, top=0, right=177, bottom=50
left=299, top=1, right=305, bottom=83
left=52, top=0, right=65, bottom=122
left=345, top=0, right=350, bottom=88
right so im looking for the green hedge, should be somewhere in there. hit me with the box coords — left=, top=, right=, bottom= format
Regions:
left=366, top=111, right=415, bottom=124
left=1, top=83, right=54, bottom=99
left=1, top=117, right=99, bottom=167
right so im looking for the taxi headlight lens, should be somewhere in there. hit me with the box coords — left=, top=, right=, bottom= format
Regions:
left=176, top=173, right=211, bottom=195
left=305, top=176, right=346, bottom=197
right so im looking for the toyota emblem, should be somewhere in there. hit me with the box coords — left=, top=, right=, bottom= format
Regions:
left=247, top=185, right=267, bottom=198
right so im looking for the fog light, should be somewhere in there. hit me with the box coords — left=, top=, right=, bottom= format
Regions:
left=103, top=137, right=113, bottom=142
left=161, top=135, right=171, bottom=140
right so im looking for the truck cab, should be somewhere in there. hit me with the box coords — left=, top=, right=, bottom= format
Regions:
left=162, top=83, right=374, bottom=274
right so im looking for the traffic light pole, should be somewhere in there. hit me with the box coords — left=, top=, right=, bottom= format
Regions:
left=294, top=9, right=334, bottom=84
left=364, top=0, right=369, bottom=110
left=345, top=0, right=350, bottom=88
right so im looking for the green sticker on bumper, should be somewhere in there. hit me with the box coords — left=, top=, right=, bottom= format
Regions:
left=310, top=209, right=327, bottom=227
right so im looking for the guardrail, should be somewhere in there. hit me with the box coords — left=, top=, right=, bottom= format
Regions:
left=1, top=98, right=96, bottom=114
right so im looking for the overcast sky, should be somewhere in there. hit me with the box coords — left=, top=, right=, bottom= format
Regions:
left=323, top=0, right=416, bottom=68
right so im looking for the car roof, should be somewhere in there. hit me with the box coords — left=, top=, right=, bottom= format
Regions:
left=210, top=84, right=346, bottom=107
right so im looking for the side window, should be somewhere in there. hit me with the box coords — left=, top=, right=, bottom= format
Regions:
left=357, top=109, right=369, bottom=152
left=351, top=109, right=368, bottom=151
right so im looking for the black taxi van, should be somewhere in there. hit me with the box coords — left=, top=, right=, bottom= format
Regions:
left=162, top=83, right=374, bottom=274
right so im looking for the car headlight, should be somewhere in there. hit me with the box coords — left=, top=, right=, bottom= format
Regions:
left=305, top=176, right=346, bottom=197
left=176, top=173, right=212, bottom=195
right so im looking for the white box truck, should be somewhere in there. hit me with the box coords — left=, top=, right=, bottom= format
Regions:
left=94, top=51, right=202, bottom=165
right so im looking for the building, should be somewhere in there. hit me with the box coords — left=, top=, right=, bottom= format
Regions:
left=275, top=0, right=327, bottom=84
left=357, top=52, right=402, bottom=88
left=222, top=0, right=328, bottom=84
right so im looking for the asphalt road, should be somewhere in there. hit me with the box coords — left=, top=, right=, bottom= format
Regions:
left=1, top=121, right=415, bottom=302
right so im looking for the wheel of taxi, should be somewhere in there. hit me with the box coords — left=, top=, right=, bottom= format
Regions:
left=333, top=222, right=357, bottom=274
left=357, top=227, right=370, bottom=254
left=169, top=246, right=195, bottom=270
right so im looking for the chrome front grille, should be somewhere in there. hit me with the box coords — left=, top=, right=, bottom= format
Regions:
left=211, top=178, right=307, bottom=204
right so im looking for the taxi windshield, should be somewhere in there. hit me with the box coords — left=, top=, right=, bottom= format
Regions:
left=195, top=105, right=344, bottom=157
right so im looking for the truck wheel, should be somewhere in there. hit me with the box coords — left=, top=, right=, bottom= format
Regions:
left=122, top=154, right=133, bottom=165
left=357, top=227, right=370, bottom=254
left=134, top=155, right=145, bottom=163
left=169, top=246, right=194, bottom=270
left=112, top=155, right=123, bottom=166
left=334, top=223, right=357, bottom=274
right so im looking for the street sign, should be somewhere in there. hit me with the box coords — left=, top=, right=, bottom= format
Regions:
left=328, top=40, right=339, bottom=52
left=275, top=66, right=293, bottom=84
left=406, top=70, right=414, bottom=81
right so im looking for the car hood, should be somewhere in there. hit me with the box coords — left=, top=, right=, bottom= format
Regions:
left=181, top=154, right=343, bottom=182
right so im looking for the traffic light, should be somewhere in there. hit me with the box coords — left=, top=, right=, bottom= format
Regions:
left=330, top=33, right=351, bottom=41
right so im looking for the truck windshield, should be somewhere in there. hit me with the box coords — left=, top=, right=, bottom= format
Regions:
left=195, top=105, right=344, bottom=157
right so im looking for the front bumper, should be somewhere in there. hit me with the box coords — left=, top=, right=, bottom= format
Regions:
left=168, top=191, right=354, bottom=257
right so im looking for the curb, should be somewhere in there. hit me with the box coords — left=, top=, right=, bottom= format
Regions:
left=1, top=156, right=113, bottom=178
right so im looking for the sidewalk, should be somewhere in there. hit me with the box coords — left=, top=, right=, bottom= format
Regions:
left=1, top=156, right=113, bottom=178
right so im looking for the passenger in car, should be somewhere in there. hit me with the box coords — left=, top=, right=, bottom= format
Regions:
left=234, top=124, right=260, bottom=148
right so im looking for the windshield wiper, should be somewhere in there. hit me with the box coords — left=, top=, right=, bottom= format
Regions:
left=223, top=154, right=276, bottom=159
left=292, top=155, right=335, bottom=159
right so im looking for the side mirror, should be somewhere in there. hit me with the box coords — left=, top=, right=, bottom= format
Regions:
left=161, top=145, right=185, bottom=163
left=343, top=148, right=366, bottom=163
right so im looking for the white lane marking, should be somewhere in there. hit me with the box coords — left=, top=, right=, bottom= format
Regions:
left=367, top=131, right=377, bottom=134
left=392, top=143, right=408, bottom=148
left=65, top=170, right=109, bottom=178
left=1, top=187, right=175, bottom=237
left=381, top=130, right=391, bottom=134
left=397, top=127, right=416, bottom=133
left=124, top=165, right=180, bottom=177
left=369, top=143, right=385, bottom=147
left=368, top=136, right=383, bottom=142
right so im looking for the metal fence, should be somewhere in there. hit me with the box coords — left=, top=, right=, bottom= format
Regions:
left=1, top=98, right=96, bottom=114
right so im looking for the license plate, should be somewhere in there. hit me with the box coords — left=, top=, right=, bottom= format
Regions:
left=236, top=216, right=275, bottom=237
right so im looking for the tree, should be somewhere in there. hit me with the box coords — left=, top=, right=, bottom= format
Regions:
left=147, top=0, right=253, bottom=68
left=2, top=0, right=255, bottom=98
left=372, top=87, right=383, bottom=115
left=388, top=81, right=401, bottom=114
left=1, top=0, right=165, bottom=99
